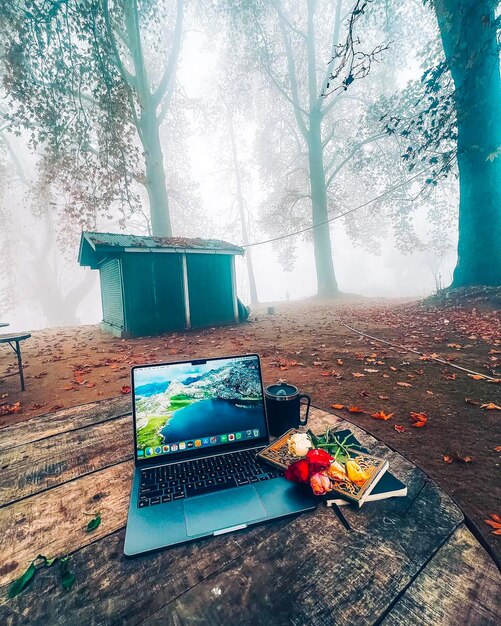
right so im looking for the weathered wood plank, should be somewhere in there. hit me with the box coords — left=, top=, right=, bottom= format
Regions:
left=0, top=468, right=462, bottom=626
left=380, top=525, right=501, bottom=626
left=0, top=415, right=133, bottom=505
left=0, top=396, right=130, bottom=451
left=0, top=461, right=134, bottom=587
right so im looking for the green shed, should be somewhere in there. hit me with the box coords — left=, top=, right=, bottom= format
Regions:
left=78, top=232, right=245, bottom=337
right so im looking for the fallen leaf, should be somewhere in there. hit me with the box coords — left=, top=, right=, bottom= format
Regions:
left=351, top=372, right=365, bottom=378
left=331, top=404, right=344, bottom=410
left=494, top=446, right=501, bottom=452
left=364, top=368, right=379, bottom=373
left=313, top=361, right=323, bottom=366
left=86, top=514, right=101, bottom=532
left=443, top=455, right=454, bottom=463
left=484, top=514, right=501, bottom=534
left=336, top=359, right=344, bottom=366
left=397, top=382, right=412, bottom=387
left=120, top=385, right=131, bottom=394
left=85, top=382, right=96, bottom=388
left=394, top=425, right=405, bottom=433
left=348, top=406, right=365, bottom=413
left=444, top=373, right=457, bottom=380
left=469, top=374, right=486, bottom=381
left=371, top=411, right=394, bottom=421
left=320, top=371, right=331, bottom=377
left=426, top=390, right=434, bottom=395
left=480, top=402, right=501, bottom=410
left=378, top=395, right=389, bottom=400
left=410, top=411, right=428, bottom=424
left=412, top=421, right=427, bottom=428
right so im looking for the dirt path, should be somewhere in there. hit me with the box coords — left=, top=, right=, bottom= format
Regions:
left=1, top=297, right=500, bottom=565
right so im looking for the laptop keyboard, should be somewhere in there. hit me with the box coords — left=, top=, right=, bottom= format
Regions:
left=138, top=448, right=282, bottom=508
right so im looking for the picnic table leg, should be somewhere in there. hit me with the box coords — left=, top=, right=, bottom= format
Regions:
left=16, top=341, right=25, bottom=391
left=9, top=340, right=25, bottom=391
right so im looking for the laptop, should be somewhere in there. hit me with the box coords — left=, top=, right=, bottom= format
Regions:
left=124, top=353, right=317, bottom=556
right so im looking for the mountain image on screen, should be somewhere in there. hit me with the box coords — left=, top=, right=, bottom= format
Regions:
left=135, top=359, right=264, bottom=450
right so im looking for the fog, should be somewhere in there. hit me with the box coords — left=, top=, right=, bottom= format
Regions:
left=0, top=1, right=461, bottom=333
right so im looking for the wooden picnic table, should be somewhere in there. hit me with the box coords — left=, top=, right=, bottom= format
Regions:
left=0, top=399, right=499, bottom=626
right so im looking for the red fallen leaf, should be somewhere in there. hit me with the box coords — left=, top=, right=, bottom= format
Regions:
left=443, top=454, right=454, bottom=463
left=394, top=425, right=405, bottom=433
left=320, top=371, right=331, bottom=377
left=495, top=446, right=501, bottom=452
left=73, top=370, right=85, bottom=377
left=63, top=384, right=76, bottom=391
left=371, top=411, right=394, bottom=421
left=410, top=412, right=428, bottom=423
left=348, top=406, right=365, bottom=413
left=469, top=374, right=486, bottom=380
left=480, top=402, right=501, bottom=410
left=74, top=377, right=85, bottom=385
left=484, top=514, right=501, bottom=534
left=121, top=385, right=132, bottom=394
left=331, top=404, right=344, bottom=410
left=457, top=455, right=474, bottom=464
left=412, top=421, right=427, bottom=428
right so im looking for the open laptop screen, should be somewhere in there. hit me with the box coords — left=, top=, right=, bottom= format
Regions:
left=132, top=354, right=267, bottom=462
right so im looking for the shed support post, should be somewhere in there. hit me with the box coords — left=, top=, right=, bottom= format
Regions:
left=181, top=254, right=191, bottom=329
left=231, top=255, right=239, bottom=323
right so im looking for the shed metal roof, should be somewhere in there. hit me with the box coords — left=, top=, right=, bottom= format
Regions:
left=79, top=231, right=245, bottom=267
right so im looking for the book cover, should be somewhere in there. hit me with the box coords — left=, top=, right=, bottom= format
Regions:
left=325, top=471, right=407, bottom=506
left=257, top=428, right=390, bottom=507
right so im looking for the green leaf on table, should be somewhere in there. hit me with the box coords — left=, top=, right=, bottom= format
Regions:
left=86, top=514, right=101, bottom=532
left=8, top=561, right=36, bottom=598
left=60, top=557, right=75, bottom=591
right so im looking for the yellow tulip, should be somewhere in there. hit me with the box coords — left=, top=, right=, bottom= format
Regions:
left=346, top=460, right=370, bottom=486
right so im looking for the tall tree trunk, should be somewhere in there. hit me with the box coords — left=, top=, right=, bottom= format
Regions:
left=142, top=110, right=172, bottom=237
left=308, top=112, right=338, bottom=296
left=307, top=0, right=338, bottom=297
left=434, top=0, right=501, bottom=286
left=124, top=0, right=173, bottom=238
left=228, top=115, right=259, bottom=305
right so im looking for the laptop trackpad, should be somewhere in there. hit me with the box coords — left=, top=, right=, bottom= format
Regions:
left=184, top=486, right=267, bottom=537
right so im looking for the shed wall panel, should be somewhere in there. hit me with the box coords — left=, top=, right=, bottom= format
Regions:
left=152, top=254, right=186, bottom=332
left=121, top=253, right=186, bottom=335
left=187, top=254, right=234, bottom=328
left=99, top=259, right=124, bottom=329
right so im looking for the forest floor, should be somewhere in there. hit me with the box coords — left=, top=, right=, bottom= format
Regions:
left=1, top=291, right=500, bottom=565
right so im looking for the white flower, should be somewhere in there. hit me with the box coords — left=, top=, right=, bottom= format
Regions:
left=287, top=433, right=313, bottom=457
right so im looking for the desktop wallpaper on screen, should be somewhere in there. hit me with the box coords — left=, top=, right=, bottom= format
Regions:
left=133, top=356, right=266, bottom=459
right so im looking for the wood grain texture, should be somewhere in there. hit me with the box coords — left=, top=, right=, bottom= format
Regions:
left=0, top=402, right=493, bottom=626
left=0, top=461, right=133, bottom=588
left=380, top=524, right=501, bottom=626
left=0, top=396, right=130, bottom=451
left=0, top=460, right=462, bottom=624
left=0, top=415, right=133, bottom=505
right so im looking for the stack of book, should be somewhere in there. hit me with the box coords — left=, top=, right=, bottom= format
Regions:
left=258, top=428, right=406, bottom=507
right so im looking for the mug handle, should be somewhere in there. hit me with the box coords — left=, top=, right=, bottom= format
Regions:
left=298, top=394, right=311, bottom=425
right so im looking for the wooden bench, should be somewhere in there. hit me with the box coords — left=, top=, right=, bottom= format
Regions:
left=0, top=333, right=31, bottom=391
left=0, top=401, right=499, bottom=624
